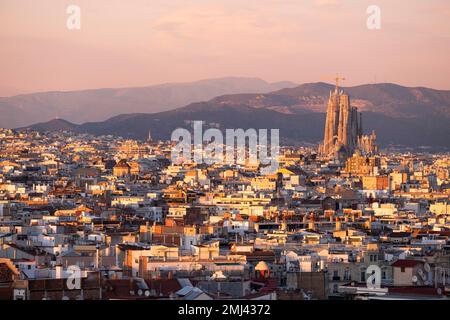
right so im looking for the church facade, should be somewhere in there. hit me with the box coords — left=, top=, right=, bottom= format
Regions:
left=319, top=82, right=378, bottom=161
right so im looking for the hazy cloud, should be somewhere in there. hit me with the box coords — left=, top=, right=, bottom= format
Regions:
left=0, top=0, right=449, bottom=95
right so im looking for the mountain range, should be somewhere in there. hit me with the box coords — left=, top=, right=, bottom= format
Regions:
left=0, top=77, right=297, bottom=128
left=19, top=82, right=450, bottom=149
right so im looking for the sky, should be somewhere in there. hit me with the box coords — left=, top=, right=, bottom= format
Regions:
left=1, top=0, right=450, bottom=96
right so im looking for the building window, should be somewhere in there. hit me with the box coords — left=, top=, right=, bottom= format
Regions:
left=333, top=284, right=338, bottom=293
left=360, top=271, right=365, bottom=282
left=401, top=267, right=405, bottom=273
left=344, top=269, right=351, bottom=281
left=332, top=270, right=340, bottom=281
left=382, top=270, right=386, bottom=280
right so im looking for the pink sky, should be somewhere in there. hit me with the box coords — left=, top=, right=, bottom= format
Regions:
left=1, top=0, right=450, bottom=96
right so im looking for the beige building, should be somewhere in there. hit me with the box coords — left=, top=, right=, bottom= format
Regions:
left=391, top=260, right=425, bottom=286
left=113, top=159, right=131, bottom=177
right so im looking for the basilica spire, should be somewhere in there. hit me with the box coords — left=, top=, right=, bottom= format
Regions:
left=319, top=76, right=378, bottom=161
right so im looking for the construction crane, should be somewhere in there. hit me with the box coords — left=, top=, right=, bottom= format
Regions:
left=334, top=74, right=346, bottom=91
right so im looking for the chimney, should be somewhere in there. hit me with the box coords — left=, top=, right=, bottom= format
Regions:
left=335, top=217, right=341, bottom=231
left=366, top=218, right=372, bottom=230
left=308, top=213, right=315, bottom=231
left=115, top=245, right=120, bottom=267
left=55, top=265, right=63, bottom=279
left=388, top=175, right=393, bottom=195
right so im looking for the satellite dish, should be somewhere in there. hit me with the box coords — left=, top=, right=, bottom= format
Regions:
left=130, top=290, right=135, bottom=295
left=144, top=290, right=150, bottom=297
left=138, top=289, right=143, bottom=296
left=437, top=288, right=442, bottom=295
left=412, top=275, right=418, bottom=283
left=424, top=263, right=431, bottom=273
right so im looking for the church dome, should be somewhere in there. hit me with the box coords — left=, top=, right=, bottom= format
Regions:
left=255, top=261, right=269, bottom=271
left=114, top=159, right=130, bottom=169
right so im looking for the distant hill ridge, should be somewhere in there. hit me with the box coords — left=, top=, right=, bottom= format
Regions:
left=0, top=77, right=297, bottom=128
left=18, top=82, right=450, bottom=149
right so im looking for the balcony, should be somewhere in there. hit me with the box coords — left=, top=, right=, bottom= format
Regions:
left=381, top=279, right=393, bottom=286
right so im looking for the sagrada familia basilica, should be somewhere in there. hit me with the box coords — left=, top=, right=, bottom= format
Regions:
left=319, top=77, right=378, bottom=161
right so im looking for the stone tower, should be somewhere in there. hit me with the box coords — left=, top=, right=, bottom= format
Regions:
left=319, top=77, right=377, bottom=160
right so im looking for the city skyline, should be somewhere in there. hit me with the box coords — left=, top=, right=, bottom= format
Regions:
left=0, top=0, right=449, bottom=305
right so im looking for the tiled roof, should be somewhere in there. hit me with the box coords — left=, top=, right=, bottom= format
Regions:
left=391, top=259, right=423, bottom=268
